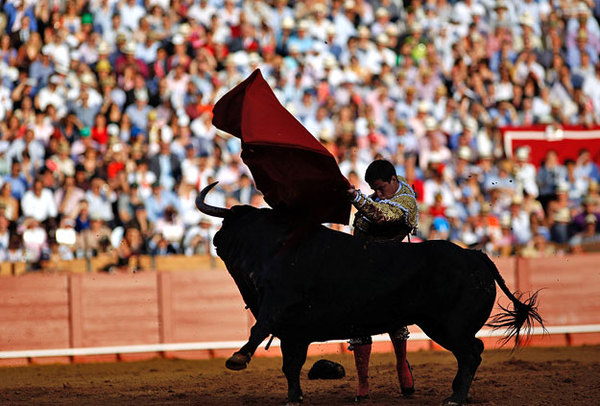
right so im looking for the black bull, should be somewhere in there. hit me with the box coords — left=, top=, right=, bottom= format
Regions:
left=196, top=183, right=543, bottom=406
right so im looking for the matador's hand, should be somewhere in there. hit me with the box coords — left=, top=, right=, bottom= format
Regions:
left=347, top=186, right=358, bottom=200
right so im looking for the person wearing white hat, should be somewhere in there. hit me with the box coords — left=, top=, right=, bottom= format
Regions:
left=115, top=40, right=150, bottom=78
left=419, top=117, right=452, bottom=172
left=375, top=33, right=396, bottom=70
left=449, top=145, right=476, bottom=186
left=332, top=0, right=358, bottom=46
left=569, top=212, right=600, bottom=253
left=370, top=7, right=392, bottom=37
left=566, top=2, right=600, bottom=52
left=517, top=0, right=545, bottom=32
left=29, top=45, right=53, bottom=87
left=36, top=74, right=68, bottom=119
left=308, top=2, right=333, bottom=43
left=287, top=19, right=314, bottom=54
left=513, top=146, right=539, bottom=198
left=125, top=90, right=152, bottom=131
left=321, top=53, right=344, bottom=86
left=509, top=194, right=533, bottom=245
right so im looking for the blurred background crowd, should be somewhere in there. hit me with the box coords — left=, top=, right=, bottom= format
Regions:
left=0, top=0, right=600, bottom=270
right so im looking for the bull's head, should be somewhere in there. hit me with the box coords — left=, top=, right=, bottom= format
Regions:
left=195, top=182, right=286, bottom=316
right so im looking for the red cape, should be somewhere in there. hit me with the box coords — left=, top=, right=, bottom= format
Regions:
left=212, top=69, right=351, bottom=225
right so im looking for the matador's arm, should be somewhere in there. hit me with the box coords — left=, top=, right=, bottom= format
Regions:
left=350, top=179, right=418, bottom=228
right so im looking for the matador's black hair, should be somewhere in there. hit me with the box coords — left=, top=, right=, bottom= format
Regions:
left=365, top=159, right=397, bottom=184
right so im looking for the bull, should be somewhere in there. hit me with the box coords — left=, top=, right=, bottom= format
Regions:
left=196, top=183, right=543, bottom=406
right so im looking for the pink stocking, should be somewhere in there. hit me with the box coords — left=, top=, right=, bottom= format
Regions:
left=391, top=336, right=414, bottom=393
left=353, top=343, right=372, bottom=397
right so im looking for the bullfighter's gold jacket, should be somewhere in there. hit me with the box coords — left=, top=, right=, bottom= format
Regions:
left=351, top=176, right=418, bottom=241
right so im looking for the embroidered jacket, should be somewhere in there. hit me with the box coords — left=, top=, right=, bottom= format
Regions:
left=351, top=175, right=418, bottom=241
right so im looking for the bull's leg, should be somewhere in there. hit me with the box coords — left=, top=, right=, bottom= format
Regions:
left=225, top=319, right=270, bottom=371
left=444, top=337, right=483, bottom=406
left=281, top=338, right=309, bottom=405
left=420, top=322, right=483, bottom=406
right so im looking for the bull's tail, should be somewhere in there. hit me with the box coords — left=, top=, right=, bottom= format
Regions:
left=480, top=252, right=546, bottom=348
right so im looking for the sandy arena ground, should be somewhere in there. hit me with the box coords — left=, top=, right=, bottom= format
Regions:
left=0, top=345, right=598, bottom=405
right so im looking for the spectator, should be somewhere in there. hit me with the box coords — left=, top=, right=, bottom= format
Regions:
left=54, top=175, right=85, bottom=221
left=154, top=205, right=184, bottom=252
left=85, top=177, right=114, bottom=223
left=75, top=212, right=111, bottom=257
left=570, top=213, right=600, bottom=253
left=54, top=217, right=77, bottom=260
left=232, top=173, right=258, bottom=205
left=20, top=217, right=47, bottom=262
left=144, top=182, right=181, bottom=224
left=550, top=207, right=571, bottom=244
left=520, top=233, right=557, bottom=258
left=0, top=214, right=10, bottom=256
left=572, top=195, right=600, bottom=233
left=0, top=182, right=19, bottom=221
left=21, top=178, right=57, bottom=226
left=149, top=141, right=182, bottom=190
left=509, top=195, right=532, bottom=245
left=513, top=146, right=539, bottom=198
left=537, top=150, right=567, bottom=210
left=0, top=0, right=598, bottom=264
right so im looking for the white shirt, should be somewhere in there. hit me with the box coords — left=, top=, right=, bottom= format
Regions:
left=22, top=189, right=58, bottom=222
left=85, top=190, right=114, bottom=222
left=37, top=87, right=67, bottom=118
left=188, top=3, right=216, bottom=27
left=120, top=3, right=146, bottom=31
left=45, top=42, right=70, bottom=69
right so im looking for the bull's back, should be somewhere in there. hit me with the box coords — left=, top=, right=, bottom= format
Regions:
left=287, top=236, right=496, bottom=339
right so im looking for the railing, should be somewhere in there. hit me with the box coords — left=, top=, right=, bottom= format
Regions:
left=0, top=253, right=224, bottom=276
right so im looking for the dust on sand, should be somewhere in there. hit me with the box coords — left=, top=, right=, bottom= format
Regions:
left=0, top=345, right=598, bottom=405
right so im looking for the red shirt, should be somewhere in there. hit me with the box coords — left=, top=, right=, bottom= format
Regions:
left=107, top=161, right=125, bottom=178
left=91, top=127, right=109, bottom=145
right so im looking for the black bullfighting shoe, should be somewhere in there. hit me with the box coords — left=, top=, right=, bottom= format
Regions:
left=225, top=351, right=251, bottom=370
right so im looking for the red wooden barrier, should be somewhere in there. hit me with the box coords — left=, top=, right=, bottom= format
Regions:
left=517, top=254, right=600, bottom=327
left=0, top=253, right=598, bottom=365
left=0, top=274, right=70, bottom=351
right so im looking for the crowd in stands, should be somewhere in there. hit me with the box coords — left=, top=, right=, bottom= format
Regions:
left=1, top=0, right=600, bottom=270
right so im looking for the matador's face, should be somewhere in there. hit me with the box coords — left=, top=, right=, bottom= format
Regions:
left=369, top=176, right=399, bottom=201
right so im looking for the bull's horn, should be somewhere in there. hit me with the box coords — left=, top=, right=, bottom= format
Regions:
left=195, top=182, right=230, bottom=218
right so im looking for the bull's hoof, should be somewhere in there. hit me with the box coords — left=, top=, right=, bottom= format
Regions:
left=466, top=389, right=474, bottom=403
left=285, top=396, right=303, bottom=405
left=442, top=397, right=464, bottom=406
left=353, top=394, right=370, bottom=403
left=225, top=352, right=251, bottom=371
